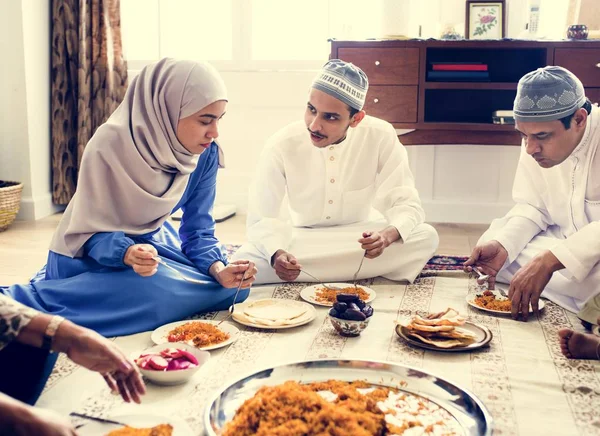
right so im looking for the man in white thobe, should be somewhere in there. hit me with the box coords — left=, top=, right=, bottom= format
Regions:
left=233, top=60, right=439, bottom=284
left=466, top=66, right=600, bottom=323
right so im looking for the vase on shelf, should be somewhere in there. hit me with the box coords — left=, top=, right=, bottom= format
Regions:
left=567, top=24, right=588, bottom=40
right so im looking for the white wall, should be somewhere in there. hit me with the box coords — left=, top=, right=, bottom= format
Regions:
left=215, top=72, right=520, bottom=224
left=0, top=1, right=32, bottom=202
left=211, top=0, right=522, bottom=225
left=0, top=0, right=59, bottom=220
left=2, top=0, right=520, bottom=224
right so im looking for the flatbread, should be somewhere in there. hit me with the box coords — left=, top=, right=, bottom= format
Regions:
left=407, top=332, right=474, bottom=348
left=233, top=312, right=307, bottom=326
left=426, top=327, right=477, bottom=340
left=243, top=300, right=307, bottom=323
left=411, top=309, right=465, bottom=327
left=399, top=308, right=479, bottom=349
left=405, top=323, right=456, bottom=332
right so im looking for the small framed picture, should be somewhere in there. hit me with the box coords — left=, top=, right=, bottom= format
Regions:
left=466, top=1, right=506, bottom=40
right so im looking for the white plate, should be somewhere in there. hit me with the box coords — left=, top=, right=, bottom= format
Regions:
left=466, top=288, right=546, bottom=315
left=300, top=283, right=376, bottom=307
left=231, top=299, right=317, bottom=329
left=151, top=320, right=239, bottom=351
left=76, top=413, right=193, bottom=435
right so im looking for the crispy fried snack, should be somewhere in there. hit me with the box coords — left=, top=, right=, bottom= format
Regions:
left=107, top=423, right=173, bottom=436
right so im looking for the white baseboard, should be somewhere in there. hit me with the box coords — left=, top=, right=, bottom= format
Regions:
left=12, top=192, right=509, bottom=224
left=16, top=193, right=64, bottom=221
left=423, top=200, right=513, bottom=224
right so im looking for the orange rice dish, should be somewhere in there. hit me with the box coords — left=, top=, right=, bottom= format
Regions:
left=473, top=291, right=512, bottom=312
left=167, top=321, right=229, bottom=347
left=221, top=380, right=461, bottom=436
left=106, top=423, right=173, bottom=436
left=315, top=286, right=370, bottom=304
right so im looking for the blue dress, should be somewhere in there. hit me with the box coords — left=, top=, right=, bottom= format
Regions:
left=2, top=144, right=249, bottom=337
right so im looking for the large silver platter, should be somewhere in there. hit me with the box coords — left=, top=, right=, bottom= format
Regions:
left=205, top=359, right=492, bottom=435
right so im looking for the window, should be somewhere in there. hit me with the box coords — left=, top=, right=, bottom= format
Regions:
left=250, top=0, right=330, bottom=61
left=120, top=0, right=384, bottom=70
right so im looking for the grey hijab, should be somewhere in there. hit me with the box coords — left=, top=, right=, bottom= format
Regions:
left=50, top=58, right=227, bottom=257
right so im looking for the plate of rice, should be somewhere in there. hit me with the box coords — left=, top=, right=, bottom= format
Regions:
left=204, top=359, right=492, bottom=435
left=151, top=320, right=239, bottom=351
left=300, top=283, right=376, bottom=307
left=466, top=288, right=545, bottom=315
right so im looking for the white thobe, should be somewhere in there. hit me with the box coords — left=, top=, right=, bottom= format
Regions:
left=479, top=105, right=600, bottom=318
left=233, top=116, right=438, bottom=284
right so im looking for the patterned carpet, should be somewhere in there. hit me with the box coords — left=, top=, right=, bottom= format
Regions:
left=222, top=244, right=468, bottom=276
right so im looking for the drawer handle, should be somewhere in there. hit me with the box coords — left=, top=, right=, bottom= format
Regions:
left=375, top=61, right=380, bottom=66
left=373, top=98, right=379, bottom=103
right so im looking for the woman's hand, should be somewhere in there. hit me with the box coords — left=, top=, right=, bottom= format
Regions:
left=123, top=244, right=158, bottom=277
left=210, top=260, right=257, bottom=289
left=53, top=321, right=146, bottom=404
left=0, top=393, right=76, bottom=436
left=14, top=407, right=77, bottom=436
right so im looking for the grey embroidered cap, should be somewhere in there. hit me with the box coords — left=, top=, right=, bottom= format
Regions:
left=311, top=59, right=369, bottom=111
left=513, top=66, right=586, bottom=122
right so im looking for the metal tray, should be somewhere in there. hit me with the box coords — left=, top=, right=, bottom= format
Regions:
left=205, top=359, right=493, bottom=435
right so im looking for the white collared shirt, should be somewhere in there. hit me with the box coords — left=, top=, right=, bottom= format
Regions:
left=487, top=105, right=600, bottom=282
left=246, top=116, right=425, bottom=259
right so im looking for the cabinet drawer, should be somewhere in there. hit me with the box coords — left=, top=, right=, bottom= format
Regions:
left=555, top=49, right=600, bottom=87
left=363, top=86, right=418, bottom=123
left=337, top=48, right=419, bottom=85
left=586, top=88, right=600, bottom=104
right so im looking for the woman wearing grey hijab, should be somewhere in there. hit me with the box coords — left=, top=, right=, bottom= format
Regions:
left=4, top=58, right=257, bottom=336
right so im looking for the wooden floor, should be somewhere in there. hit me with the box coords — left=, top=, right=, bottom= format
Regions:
left=0, top=214, right=486, bottom=284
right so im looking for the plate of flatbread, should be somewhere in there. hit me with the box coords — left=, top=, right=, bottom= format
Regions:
left=231, top=299, right=317, bottom=329
left=395, top=308, right=492, bottom=352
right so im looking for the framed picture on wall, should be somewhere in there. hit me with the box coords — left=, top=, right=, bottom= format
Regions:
left=466, top=0, right=506, bottom=40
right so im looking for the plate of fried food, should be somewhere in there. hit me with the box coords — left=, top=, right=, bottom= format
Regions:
left=151, top=320, right=239, bottom=351
left=300, top=283, right=376, bottom=307
left=231, top=298, right=317, bottom=329
left=396, top=308, right=492, bottom=352
left=204, top=359, right=492, bottom=435
left=76, top=413, right=193, bottom=435
left=467, top=288, right=546, bottom=315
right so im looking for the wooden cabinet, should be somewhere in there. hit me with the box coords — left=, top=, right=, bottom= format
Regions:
left=554, top=49, right=600, bottom=86
left=364, top=85, right=418, bottom=123
left=337, top=48, right=420, bottom=85
left=331, top=40, right=600, bottom=145
left=586, top=88, right=600, bottom=104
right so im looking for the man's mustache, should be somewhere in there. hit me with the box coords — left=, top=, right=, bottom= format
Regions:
left=308, top=129, right=326, bottom=139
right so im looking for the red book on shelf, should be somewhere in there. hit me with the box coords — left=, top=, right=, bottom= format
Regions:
left=432, top=64, right=488, bottom=71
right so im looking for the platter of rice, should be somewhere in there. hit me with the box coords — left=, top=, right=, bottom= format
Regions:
left=204, top=359, right=492, bottom=435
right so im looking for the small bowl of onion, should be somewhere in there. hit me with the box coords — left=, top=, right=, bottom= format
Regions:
left=132, top=343, right=209, bottom=385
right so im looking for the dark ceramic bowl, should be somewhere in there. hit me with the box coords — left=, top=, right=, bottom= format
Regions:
left=567, top=24, right=589, bottom=40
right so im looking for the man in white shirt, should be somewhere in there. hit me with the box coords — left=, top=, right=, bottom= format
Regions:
left=233, top=60, right=438, bottom=284
left=465, top=66, right=600, bottom=328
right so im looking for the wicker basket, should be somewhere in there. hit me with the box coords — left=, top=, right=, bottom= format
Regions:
left=0, top=181, right=23, bottom=232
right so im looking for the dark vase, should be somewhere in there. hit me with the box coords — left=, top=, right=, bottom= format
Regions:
left=567, top=24, right=589, bottom=40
